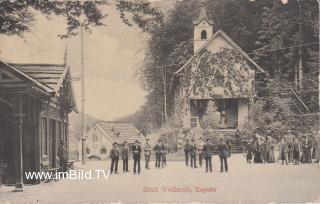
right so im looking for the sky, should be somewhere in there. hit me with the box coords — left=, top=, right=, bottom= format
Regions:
left=0, top=4, right=147, bottom=121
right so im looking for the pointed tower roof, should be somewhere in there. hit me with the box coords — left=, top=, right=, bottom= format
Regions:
left=193, top=0, right=213, bottom=25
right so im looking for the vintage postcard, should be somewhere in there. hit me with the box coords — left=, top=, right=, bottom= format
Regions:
left=0, top=0, right=319, bottom=203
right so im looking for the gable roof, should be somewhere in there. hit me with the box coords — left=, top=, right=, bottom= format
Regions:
left=174, top=30, right=267, bottom=76
left=95, top=121, right=144, bottom=144
left=0, top=59, right=77, bottom=112
left=0, top=60, right=52, bottom=93
left=8, top=63, right=67, bottom=92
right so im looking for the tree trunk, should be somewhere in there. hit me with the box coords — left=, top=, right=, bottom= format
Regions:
left=298, top=45, right=303, bottom=90
left=163, top=63, right=168, bottom=122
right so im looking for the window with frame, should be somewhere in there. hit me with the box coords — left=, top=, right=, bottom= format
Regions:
left=41, top=117, right=48, bottom=156
left=92, top=134, right=98, bottom=142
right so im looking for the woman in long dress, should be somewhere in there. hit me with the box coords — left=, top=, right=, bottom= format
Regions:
left=266, top=136, right=275, bottom=163
left=279, top=138, right=289, bottom=165
left=253, top=137, right=262, bottom=163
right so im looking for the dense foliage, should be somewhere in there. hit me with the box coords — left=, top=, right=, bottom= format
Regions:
left=117, top=0, right=319, bottom=134
left=0, top=0, right=106, bottom=38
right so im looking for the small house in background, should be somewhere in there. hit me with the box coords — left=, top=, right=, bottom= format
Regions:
left=0, top=60, right=77, bottom=191
left=81, top=121, right=144, bottom=160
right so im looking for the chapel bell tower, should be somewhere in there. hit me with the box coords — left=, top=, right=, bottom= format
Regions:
left=193, top=0, right=213, bottom=53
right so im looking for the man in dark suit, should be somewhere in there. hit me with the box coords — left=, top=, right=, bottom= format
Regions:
left=218, top=138, right=228, bottom=173
left=153, top=139, right=162, bottom=168
left=109, top=142, right=120, bottom=174
left=190, top=139, right=197, bottom=168
left=301, top=134, right=312, bottom=163
left=161, top=140, right=167, bottom=168
left=202, top=138, right=213, bottom=173
left=122, top=141, right=129, bottom=172
left=184, top=139, right=191, bottom=166
left=132, top=140, right=142, bottom=174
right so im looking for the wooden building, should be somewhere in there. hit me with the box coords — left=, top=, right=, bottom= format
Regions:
left=0, top=60, right=77, bottom=191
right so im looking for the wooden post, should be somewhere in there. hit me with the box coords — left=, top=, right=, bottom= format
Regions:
left=80, top=25, right=87, bottom=165
left=13, top=94, right=24, bottom=192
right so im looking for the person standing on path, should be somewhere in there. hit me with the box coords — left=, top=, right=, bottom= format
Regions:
left=144, top=138, right=151, bottom=169
left=198, top=137, right=205, bottom=168
left=122, top=141, right=129, bottom=172
left=244, top=140, right=253, bottom=163
left=153, top=140, right=162, bottom=168
left=301, top=134, right=312, bottom=163
left=218, top=138, right=228, bottom=173
left=132, top=140, right=142, bottom=174
left=279, top=138, right=289, bottom=165
left=293, top=138, right=301, bottom=165
left=184, top=139, right=192, bottom=167
left=161, top=140, right=167, bottom=168
left=190, top=139, right=197, bottom=168
left=110, top=142, right=120, bottom=174
left=202, top=138, right=213, bottom=173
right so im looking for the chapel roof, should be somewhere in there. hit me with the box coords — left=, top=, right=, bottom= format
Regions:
left=193, top=0, right=213, bottom=25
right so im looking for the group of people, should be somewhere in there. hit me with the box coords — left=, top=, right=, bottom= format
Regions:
left=244, top=130, right=320, bottom=165
left=109, top=138, right=168, bottom=175
left=184, top=138, right=231, bottom=173
left=108, top=130, right=320, bottom=175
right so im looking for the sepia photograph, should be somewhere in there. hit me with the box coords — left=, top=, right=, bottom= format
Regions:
left=0, top=0, right=319, bottom=203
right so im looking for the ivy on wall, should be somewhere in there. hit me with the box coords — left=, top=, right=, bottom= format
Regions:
left=173, top=47, right=257, bottom=128
left=182, top=47, right=255, bottom=99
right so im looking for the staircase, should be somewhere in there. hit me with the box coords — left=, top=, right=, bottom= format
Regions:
left=278, top=88, right=310, bottom=114
left=207, top=129, right=243, bottom=154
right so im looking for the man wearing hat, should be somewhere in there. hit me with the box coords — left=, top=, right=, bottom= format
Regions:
left=153, top=139, right=162, bottom=168
left=144, top=138, right=152, bottom=169
left=161, top=140, right=167, bottom=168
left=189, top=139, right=197, bottom=168
left=132, top=140, right=142, bottom=174
left=122, top=141, right=129, bottom=172
left=109, top=142, right=120, bottom=174
left=301, top=134, right=312, bottom=163
left=197, top=137, right=205, bottom=167
left=218, top=138, right=228, bottom=172
left=286, top=130, right=295, bottom=163
left=184, top=139, right=192, bottom=167
left=202, top=138, right=213, bottom=172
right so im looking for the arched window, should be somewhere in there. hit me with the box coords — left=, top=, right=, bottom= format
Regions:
left=201, top=30, right=207, bottom=40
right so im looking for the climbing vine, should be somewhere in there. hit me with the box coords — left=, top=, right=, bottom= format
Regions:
left=173, top=47, right=257, bottom=127
left=183, top=47, right=255, bottom=99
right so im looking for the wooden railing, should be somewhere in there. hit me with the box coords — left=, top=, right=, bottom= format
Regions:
left=289, top=88, right=310, bottom=114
